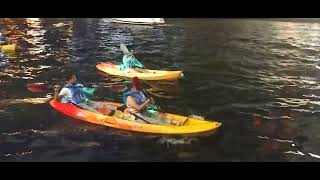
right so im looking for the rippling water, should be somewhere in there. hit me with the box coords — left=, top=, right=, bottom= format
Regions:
left=1, top=18, right=320, bottom=161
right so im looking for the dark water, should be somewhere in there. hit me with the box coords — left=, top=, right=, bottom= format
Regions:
left=1, top=18, right=320, bottom=161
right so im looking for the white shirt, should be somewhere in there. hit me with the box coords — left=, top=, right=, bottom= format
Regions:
left=59, top=88, right=72, bottom=103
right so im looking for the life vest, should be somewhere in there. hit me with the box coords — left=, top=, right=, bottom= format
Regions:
left=64, top=83, right=87, bottom=105
left=123, top=91, right=146, bottom=106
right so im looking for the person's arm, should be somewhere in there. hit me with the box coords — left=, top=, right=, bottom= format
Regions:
left=130, top=54, right=144, bottom=69
left=128, top=50, right=144, bottom=69
left=54, top=85, right=60, bottom=99
left=127, top=96, right=151, bottom=112
left=54, top=85, right=66, bottom=102
left=133, top=58, right=144, bottom=69
left=82, top=87, right=95, bottom=95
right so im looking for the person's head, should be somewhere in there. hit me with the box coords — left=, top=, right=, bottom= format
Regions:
left=131, top=77, right=142, bottom=92
left=65, top=73, right=77, bottom=84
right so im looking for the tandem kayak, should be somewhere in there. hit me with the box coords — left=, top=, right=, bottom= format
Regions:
left=0, top=44, right=16, bottom=52
left=111, top=18, right=165, bottom=25
left=96, top=62, right=183, bottom=81
left=49, top=99, right=222, bottom=135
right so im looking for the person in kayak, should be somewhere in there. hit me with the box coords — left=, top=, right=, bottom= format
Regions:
left=0, top=28, right=22, bottom=51
left=0, top=30, right=8, bottom=47
left=123, top=77, right=184, bottom=125
left=0, top=28, right=12, bottom=45
left=54, top=73, right=116, bottom=115
left=120, top=50, right=145, bottom=72
left=0, top=31, right=6, bottom=60
left=0, top=33, right=5, bottom=45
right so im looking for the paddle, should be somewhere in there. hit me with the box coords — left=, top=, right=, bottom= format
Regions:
left=128, top=112, right=151, bottom=124
left=27, top=82, right=127, bottom=94
left=120, top=43, right=130, bottom=55
left=142, top=86, right=203, bottom=121
left=141, top=87, right=166, bottom=113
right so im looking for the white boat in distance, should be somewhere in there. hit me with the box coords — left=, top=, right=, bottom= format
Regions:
left=111, top=18, right=165, bottom=25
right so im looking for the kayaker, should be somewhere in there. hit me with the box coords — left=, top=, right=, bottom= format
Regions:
left=120, top=50, right=145, bottom=72
left=0, top=32, right=5, bottom=56
left=54, top=73, right=116, bottom=115
left=0, top=32, right=6, bottom=45
left=123, top=77, right=183, bottom=125
left=0, top=53, right=5, bottom=65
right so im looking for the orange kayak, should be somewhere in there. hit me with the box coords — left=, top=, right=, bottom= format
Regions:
left=49, top=99, right=222, bottom=135
left=96, top=62, right=183, bottom=81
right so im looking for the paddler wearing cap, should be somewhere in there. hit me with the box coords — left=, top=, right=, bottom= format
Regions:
left=122, top=77, right=183, bottom=125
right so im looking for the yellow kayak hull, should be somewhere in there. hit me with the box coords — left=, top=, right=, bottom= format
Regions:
left=0, top=44, right=16, bottom=52
left=49, top=99, right=222, bottom=135
left=96, top=62, right=183, bottom=81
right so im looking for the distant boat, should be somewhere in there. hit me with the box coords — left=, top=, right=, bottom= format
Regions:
left=111, top=18, right=165, bottom=25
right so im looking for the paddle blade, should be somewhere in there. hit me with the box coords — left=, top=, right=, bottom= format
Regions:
left=27, top=83, right=49, bottom=93
left=120, top=43, right=130, bottom=54
left=82, top=88, right=95, bottom=95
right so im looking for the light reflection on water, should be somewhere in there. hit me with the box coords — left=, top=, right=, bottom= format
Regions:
left=2, top=18, right=320, bottom=161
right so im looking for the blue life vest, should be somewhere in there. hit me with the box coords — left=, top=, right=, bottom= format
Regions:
left=64, top=83, right=87, bottom=105
left=123, top=91, right=145, bottom=106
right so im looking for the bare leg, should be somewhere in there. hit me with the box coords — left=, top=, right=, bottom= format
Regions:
left=87, top=100, right=117, bottom=111
left=77, top=102, right=101, bottom=113
left=149, top=112, right=186, bottom=126
left=135, top=112, right=169, bottom=125
left=77, top=100, right=116, bottom=115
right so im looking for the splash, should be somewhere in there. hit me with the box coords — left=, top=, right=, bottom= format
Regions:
left=158, top=136, right=198, bottom=147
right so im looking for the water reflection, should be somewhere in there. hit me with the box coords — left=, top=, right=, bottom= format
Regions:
left=2, top=18, right=320, bottom=161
